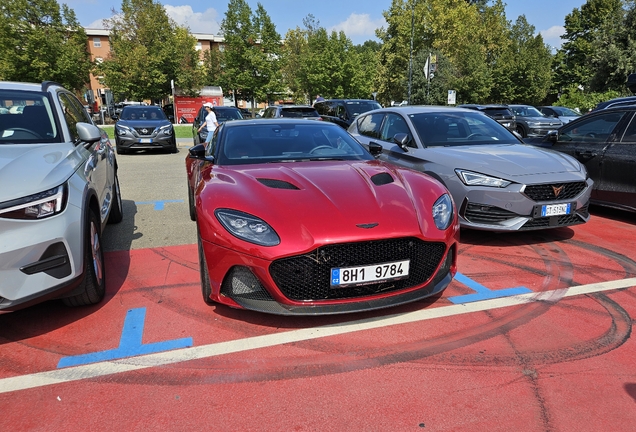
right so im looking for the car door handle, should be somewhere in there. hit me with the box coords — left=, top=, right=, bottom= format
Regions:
left=575, top=150, right=597, bottom=161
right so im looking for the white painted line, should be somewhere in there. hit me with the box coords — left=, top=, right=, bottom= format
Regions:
left=1, top=277, right=635, bottom=394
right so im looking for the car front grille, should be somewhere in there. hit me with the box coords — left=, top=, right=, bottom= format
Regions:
left=269, top=237, right=447, bottom=301
left=134, top=127, right=156, bottom=136
left=523, top=182, right=587, bottom=202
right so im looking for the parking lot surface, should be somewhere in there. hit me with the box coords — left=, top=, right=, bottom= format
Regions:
left=1, top=140, right=636, bottom=431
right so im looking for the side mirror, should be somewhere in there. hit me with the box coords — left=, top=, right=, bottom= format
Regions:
left=76, top=123, right=102, bottom=144
left=545, top=130, right=558, bottom=143
left=188, top=144, right=208, bottom=160
left=368, top=142, right=383, bottom=157
left=393, top=133, right=410, bottom=151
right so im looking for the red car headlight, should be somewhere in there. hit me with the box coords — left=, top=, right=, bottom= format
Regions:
left=215, top=209, right=280, bottom=246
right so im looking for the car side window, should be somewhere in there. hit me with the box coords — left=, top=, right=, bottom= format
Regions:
left=58, top=92, right=88, bottom=142
left=263, top=107, right=275, bottom=118
left=380, top=113, right=414, bottom=147
left=336, top=104, right=347, bottom=119
left=357, top=113, right=384, bottom=140
left=620, top=114, right=636, bottom=143
left=558, top=111, right=626, bottom=144
left=206, top=127, right=220, bottom=157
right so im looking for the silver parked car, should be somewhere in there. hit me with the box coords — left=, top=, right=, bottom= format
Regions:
left=509, top=104, right=563, bottom=138
left=348, top=106, right=593, bottom=232
left=0, top=81, right=122, bottom=311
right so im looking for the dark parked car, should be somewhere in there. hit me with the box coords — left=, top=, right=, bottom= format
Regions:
left=0, top=80, right=122, bottom=311
left=537, top=106, right=581, bottom=124
left=192, top=106, right=244, bottom=145
left=185, top=119, right=458, bottom=315
left=348, top=106, right=593, bottom=232
left=526, top=105, right=636, bottom=213
left=508, top=104, right=563, bottom=138
left=313, top=99, right=382, bottom=129
left=261, top=105, right=321, bottom=120
left=238, top=107, right=253, bottom=118
left=114, top=105, right=176, bottom=154
left=458, top=104, right=516, bottom=132
left=590, top=96, right=636, bottom=112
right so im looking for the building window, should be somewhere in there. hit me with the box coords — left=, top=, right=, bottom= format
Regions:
left=93, top=37, right=101, bottom=48
left=95, top=57, right=103, bottom=64
left=219, top=44, right=225, bottom=52
left=196, top=42, right=202, bottom=51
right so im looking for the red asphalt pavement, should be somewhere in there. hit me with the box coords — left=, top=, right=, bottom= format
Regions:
left=1, top=209, right=636, bottom=431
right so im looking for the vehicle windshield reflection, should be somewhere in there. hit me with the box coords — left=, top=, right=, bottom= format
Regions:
left=218, top=124, right=372, bottom=165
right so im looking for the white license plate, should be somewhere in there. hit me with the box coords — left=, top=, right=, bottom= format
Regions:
left=331, top=260, right=410, bottom=287
left=140, top=138, right=153, bottom=143
left=541, top=203, right=571, bottom=217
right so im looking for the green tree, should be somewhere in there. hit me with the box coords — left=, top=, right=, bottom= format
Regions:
left=0, top=0, right=92, bottom=92
left=554, top=0, right=623, bottom=93
left=98, top=0, right=199, bottom=101
left=218, top=0, right=283, bottom=106
left=587, top=1, right=636, bottom=93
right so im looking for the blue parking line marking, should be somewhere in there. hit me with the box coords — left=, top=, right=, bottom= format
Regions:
left=447, top=272, right=532, bottom=304
left=57, top=308, right=193, bottom=368
left=135, top=199, right=183, bottom=210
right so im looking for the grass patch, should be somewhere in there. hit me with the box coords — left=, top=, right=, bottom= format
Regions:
left=100, top=124, right=193, bottom=140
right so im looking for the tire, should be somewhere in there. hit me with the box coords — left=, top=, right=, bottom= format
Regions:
left=197, top=227, right=213, bottom=304
left=515, top=125, right=527, bottom=138
left=171, top=138, right=178, bottom=153
left=188, top=180, right=196, bottom=221
left=108, top=173, right=123, bottom=224
left=63, top=211, right=106, bottom=306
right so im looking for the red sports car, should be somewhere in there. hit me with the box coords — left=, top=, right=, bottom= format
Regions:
left=186, top=119, right=459, bottom=315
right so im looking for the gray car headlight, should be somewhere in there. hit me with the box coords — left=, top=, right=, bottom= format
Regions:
left=0, top=184, right=67, bottom=220
left=432, top=193, right=453, bottom=230
left=116, top=125, right=131, bottom=136
left=160, top=125, right=173, bottom=136
left=455, top=169, right=511, bottom=188
left=215, top=209, right=280, bottom=246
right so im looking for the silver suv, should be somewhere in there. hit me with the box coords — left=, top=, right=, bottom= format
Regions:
left=0, top=81, right=123, bottom=311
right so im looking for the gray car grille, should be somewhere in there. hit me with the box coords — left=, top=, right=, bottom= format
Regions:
left=523, top=182, right=587, bottom=202
left=134, top=127, right=156, bottom=136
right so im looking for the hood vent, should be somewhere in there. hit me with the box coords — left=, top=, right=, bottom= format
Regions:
left=257, top=178, right=300, bottom=190
left=371, top=172, right=394, bottom=186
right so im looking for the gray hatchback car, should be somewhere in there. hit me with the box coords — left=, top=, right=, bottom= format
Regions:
left=348, top=106, right=593, bottom=231
left=0, top=81, right=122, bottom=311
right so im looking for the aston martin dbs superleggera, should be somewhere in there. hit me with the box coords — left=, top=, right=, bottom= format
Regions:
left=186, top=119, right=459, bottom=315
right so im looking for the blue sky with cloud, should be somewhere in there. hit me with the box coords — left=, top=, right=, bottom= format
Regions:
left=70, top=0, right=585, bottom=49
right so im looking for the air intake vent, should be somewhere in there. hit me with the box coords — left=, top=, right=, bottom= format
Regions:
left=257, top=178, right=300, bottom=190
left=371, top=172, right=394, bottom=186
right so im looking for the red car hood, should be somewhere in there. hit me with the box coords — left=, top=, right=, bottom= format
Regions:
left=197, top=160, right=452, bottom=257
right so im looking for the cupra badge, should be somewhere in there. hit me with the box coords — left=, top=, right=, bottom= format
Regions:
left=552, top=185, right=564, bottom=198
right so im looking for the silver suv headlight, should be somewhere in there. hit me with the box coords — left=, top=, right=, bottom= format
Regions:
left=215, top=209, right=280, bottom=246
left=455, top=169, right=511, bottom=188
left=0, top=184, right=67, bottom=219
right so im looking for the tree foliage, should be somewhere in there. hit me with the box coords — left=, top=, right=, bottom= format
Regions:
left=216, top=0, right=283, bottom=106
left=98, top=0, right=201, bottom=101
left=375, top=0, right=553, bottom=106
left=0, top=0, right=92, bottom=92
left=279, top=15, right=379, bottom=103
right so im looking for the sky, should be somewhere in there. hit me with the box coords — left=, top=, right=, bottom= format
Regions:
left=67, top=0, right=587, bottom=50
